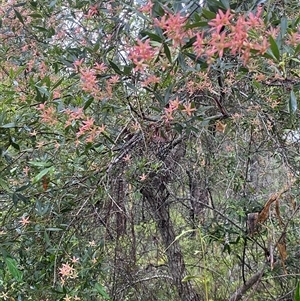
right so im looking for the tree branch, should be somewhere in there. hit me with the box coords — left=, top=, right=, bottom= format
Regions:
left=229, top=266, right=265, bottom=301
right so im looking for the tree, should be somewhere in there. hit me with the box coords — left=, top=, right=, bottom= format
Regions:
left=0, top=0, right=300, bottom=300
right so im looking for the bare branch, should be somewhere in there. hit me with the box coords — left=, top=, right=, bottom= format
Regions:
left=229, top=267, right=265, bottom=301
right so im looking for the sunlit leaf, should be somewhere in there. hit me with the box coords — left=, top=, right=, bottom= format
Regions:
left=33, top=166, right=54, bottom=183
left=295, top=281, right=300, bottom=301
left=0, top=123, right=16, bottom=128
left=269, top=35, right=280, bottom=61
left=0, top=178, right=11, bottom=192
left=5, top=257, right=23, bottom=282
left=182, top=275, right=202, bottom=282
left=202, top=9, right=216, bottom=20
left=289, top=90, right=297, bottom=114
left=45, top=227, right=63, bottom=231
left=185, top=21, right=208, bottom=30
left=95, top=283, right=111, bottom=300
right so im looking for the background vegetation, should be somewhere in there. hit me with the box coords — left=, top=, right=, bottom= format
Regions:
left=0, top=0, right=300, bottom=300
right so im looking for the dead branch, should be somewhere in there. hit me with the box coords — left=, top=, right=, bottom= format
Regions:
left=229, top=267, right=265, bottom=301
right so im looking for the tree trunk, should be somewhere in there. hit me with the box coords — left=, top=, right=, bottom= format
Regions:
left=141, top=139, right=201, bottom=301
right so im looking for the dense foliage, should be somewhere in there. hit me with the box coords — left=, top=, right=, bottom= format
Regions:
left=0, top=0, right=300, bottom=300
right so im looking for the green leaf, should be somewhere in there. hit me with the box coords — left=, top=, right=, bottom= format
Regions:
left=202, top=9, right=216, bottom=20
left=12, top=192, right=29, bottom=205
left=95, top=283, right=111, bottom=300
left=84, top=97, right=94, bottom=110
left=14, top=9, right=24, bottom=25
left=14, top=2, right=26, bottom=7
left=262, top=51, right=276, bottom=60
left=44, top=231, right=51, bottom=247
left=289, top=90, right=297, bottom=114
left=32, top=26, right=49, bottom=32
left=294, top=43, right=300, bottom=56
left=108, top=60, right=122, bottom=75
left=177, top=53, right=188, bottom=71
left=223, top=243, right=231, bottom=254
left=163, top=43, right=172, bottom=63
left=123, top=65, right=133, bottom=75
left=152, top=2, right=165, bottom=17
left=295, top=281, right=300, bottom=301
left=141, top=31, right=163, bottom=42
left=33, top=166, right=54, bottom=183
left=49, top=0, right=57, bottom=8
left=182, top=275, right=202, bottom=282
left=182, top=36, right=196, bottom=50
left=10, top=138, right=20, bottom=150
left=0, top=123, right=16, bottom=128
left=185, top=21, right=208, bottom=30
left=5, top=257, right=23, bottom=282
left=220, top=0, right=230, bottom=9
left=269, top=35, right=280, bottom=61
left=35, top=85, right=50, bottom=97
left=280, top=16, right=288, bottom=39
left=0, top=178, right=11, bottom=192
left=93, top=42, right=100, bottom=52
left=28, top=13, right=43, bottom=18
left=164, top=83, right=175, bottom=103
left=183, top=52, right=207, bottom=68
left=36, top=200, right=50, bottom=215
left=51, top=77, right=64, bottom=91
left=16, top=184, right=31, bottom=192
left=45, top=227, right=63, bottom=231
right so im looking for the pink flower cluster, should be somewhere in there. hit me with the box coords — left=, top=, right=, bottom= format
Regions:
left=80, top=68, right=98, bottom=93
left=37, top=103, right=58, bottom=125
left=154, top=12, right=190, bottom=47
left=193, top=8, right=270, bottom=64
left=128, top=39, right=158, bottom=72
